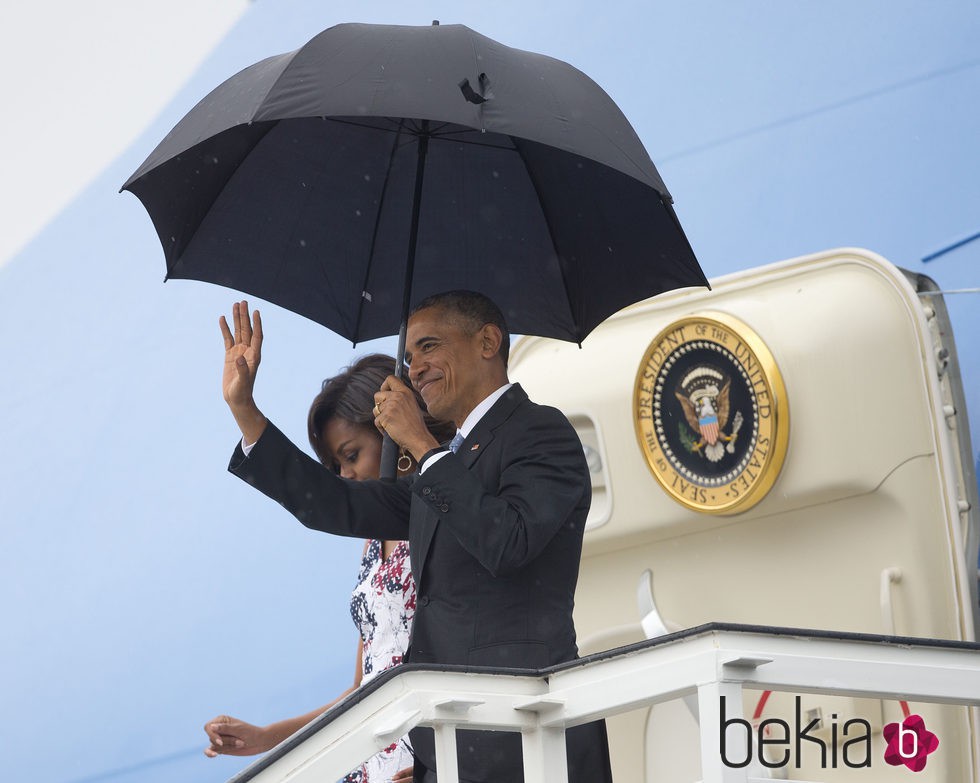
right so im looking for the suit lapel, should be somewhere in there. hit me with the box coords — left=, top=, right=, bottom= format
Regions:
left=412, top=385, right=528, bottom=582
left=411, top=383, right=527, bottom=585
left=457, top=384, right=527, bottom=469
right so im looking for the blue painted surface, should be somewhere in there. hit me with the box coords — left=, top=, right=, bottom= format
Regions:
left=3, top=1, right=979, bottom=781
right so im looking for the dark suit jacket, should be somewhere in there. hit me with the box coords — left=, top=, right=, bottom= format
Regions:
left=229, top=384, right=611, bottom=782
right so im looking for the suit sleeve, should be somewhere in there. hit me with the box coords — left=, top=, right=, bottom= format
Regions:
left=412, top=407, right=589, bottom=577
left=228, top=421, right=412, bottom=541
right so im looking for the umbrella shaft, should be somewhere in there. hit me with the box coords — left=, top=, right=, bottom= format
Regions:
left=382, top=122, right=430, bottom=480
left=397, top=121, right=431, bottom=374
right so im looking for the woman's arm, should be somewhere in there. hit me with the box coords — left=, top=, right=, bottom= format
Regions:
left=204, top=636, right=365, bottom=757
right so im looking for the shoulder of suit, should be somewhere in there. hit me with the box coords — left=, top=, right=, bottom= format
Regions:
left=507, top=394, right=577, bottom=433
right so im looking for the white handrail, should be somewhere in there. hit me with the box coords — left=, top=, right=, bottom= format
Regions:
left=226, top=624, right=980, bottom=783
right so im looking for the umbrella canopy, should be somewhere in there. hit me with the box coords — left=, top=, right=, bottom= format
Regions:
left=122, top=21, right=707, bottom=345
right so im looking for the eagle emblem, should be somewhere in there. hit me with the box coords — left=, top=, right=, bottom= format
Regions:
left=634, top=313, right=788, bottom=515
left=675, top=366, right=744, bottom=462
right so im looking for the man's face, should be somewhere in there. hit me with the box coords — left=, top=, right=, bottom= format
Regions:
left=406, top=306, right=486, bottom=426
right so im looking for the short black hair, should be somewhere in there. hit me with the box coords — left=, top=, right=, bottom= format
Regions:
left=411, top=290, right=510, bottom=366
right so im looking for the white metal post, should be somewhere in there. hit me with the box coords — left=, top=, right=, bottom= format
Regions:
left=522, top=726, right=569, bottom=783
left=433, top=723, right=460, bottom=783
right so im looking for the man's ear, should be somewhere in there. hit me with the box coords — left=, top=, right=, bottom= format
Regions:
left=479, top=323, right=503, bottom=360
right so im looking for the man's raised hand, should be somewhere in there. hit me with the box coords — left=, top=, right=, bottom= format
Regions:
left=219, top=300, right=268, bottom=446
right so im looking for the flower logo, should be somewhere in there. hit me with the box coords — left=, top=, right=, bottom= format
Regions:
left=883, top=714, right=939, bottom=772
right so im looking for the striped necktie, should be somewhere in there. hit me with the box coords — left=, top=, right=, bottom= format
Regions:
left=449, top=431, right=465, bottom=453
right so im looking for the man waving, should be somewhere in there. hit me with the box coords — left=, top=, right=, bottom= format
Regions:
left=222, top=290, right=612, bottom=783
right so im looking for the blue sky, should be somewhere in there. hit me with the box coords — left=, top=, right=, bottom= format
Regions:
left=2, top=2, right=978, bottom=782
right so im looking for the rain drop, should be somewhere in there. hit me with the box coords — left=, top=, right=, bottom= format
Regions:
left=491, top=171, right=499, bottom=178
left=299, top=239, right=307, bottom=247
left=364, top=174, right=371, bottom=182
left=212, top=156, right=219, bottom=164
left=355, top=209, right=362, bottom=217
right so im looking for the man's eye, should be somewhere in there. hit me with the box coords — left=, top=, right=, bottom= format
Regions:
left=345, top=451, right=359, bottom=463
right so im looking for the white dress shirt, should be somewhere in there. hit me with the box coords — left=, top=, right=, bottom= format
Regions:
left=419, top=383, right=512, bottom=473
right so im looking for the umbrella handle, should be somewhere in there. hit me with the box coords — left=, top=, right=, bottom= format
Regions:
left=379, top=430, right=401, bottom=482
left=379, top=321, right=410, bottom=481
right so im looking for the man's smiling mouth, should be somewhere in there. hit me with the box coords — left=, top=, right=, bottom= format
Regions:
left=418, top=378, right=439, bottom=397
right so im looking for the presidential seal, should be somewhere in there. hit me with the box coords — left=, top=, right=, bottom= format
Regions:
left=633, top=312, right=788, bottom=514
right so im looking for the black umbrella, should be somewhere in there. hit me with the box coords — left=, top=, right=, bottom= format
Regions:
left=122, top=21, right=707, bottom=475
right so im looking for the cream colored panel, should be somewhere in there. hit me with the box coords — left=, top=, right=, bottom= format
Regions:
left=511, top=249, right=942, bottom=545
left=509, top=249, right=975, bottom=781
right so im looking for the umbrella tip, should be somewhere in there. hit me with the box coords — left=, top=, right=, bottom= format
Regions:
left=432, top=19, right=440, bottom=25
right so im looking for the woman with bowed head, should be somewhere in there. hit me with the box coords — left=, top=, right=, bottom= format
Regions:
left=203, top=348, right=453, bottom=783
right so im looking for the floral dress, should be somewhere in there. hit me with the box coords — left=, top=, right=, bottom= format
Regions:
left=341, top=539, right=415, bottom=783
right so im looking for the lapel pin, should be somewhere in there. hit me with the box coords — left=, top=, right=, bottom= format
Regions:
left=471, top=443, right=480, bottom=451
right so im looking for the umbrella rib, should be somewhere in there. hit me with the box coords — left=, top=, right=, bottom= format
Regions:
left=318, top=119, right=517, bottom=152
left=321, top=119, right=515, bottom=149
left=351, top=119, right=407, bottom=344
left=427, top=133, right=517, bottom=152
left=426, top=121, right=453, bottom=136
left=429, top=125, right=497, bottom=137
left=164, top=122, right=279, bottom=280
left=510, top=139, right=581, bottom=344
left=322, top=116, right=415, bottom=136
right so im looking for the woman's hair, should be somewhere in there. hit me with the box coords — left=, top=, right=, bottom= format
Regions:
left=307, top=353, right=453, bottom=466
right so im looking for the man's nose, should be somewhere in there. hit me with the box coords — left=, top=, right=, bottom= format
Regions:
left=408, top=362, right=423, bottom=386
left=340, top=465, right=356, bottom=480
